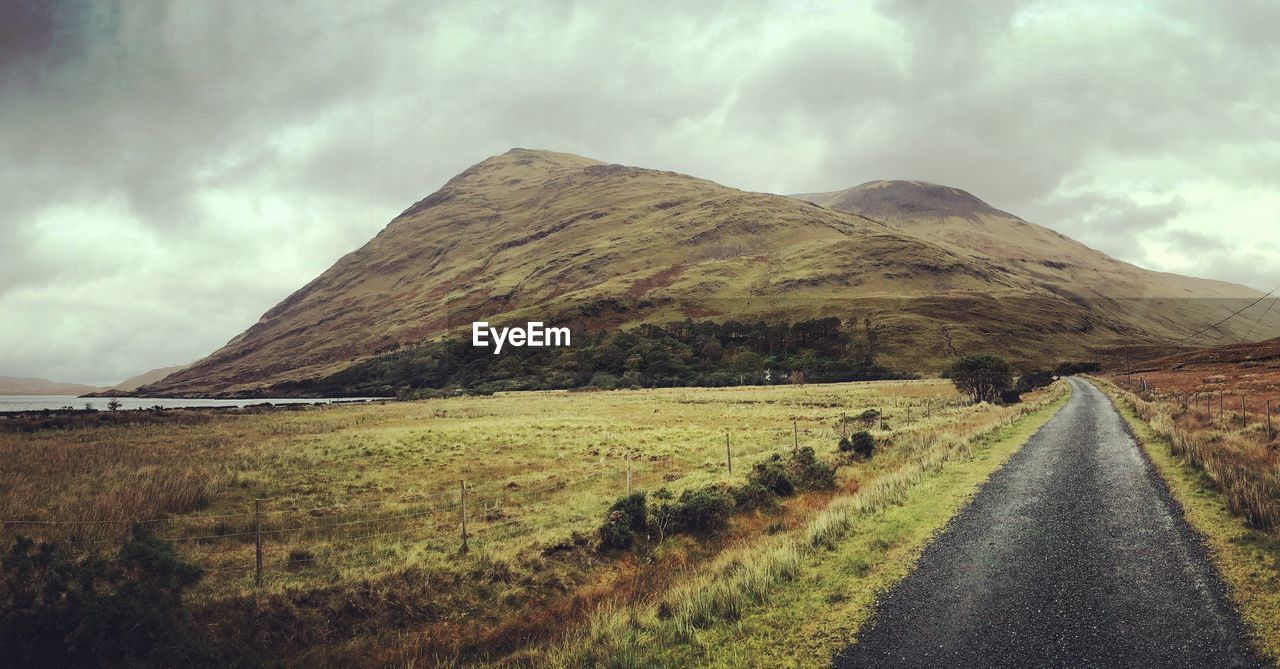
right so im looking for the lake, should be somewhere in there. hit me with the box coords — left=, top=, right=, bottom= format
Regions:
left=0, top=395, right=389, bottom=413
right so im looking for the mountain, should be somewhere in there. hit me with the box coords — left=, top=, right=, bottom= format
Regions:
left=792, top=180, right=1254, bottom=301
left=143, top=150, right=1280, bottom=397
left=793, top=179, right=1274, bottom=354
left=112, top=366, right=187, bottom=393
left=0, top=377, right=104, bottom=396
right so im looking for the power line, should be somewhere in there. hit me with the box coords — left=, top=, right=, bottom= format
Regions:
left=1242, top=296, right=1280, bottom=342
left=1169, top=286, right=1280, bottom=346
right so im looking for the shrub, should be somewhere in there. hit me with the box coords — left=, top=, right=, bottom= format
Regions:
left=589, top=371, right=619, bottom=389
left=856, top=408, right=881, bottom=428
left=647, top=488, right=679, bottom=541
left=748, top=456, right=795, bottom=496
left=598, top=492, right=648, bottom=550
left=787, top=447, right=837, bottom=490
left=673, top=485, right=734, bottom=535
left=1016, top=369, right=1055, bottom=393
left=948, top=355, right=1013, bottom=403
left=1055, top=360, right=1100, bottom=376
left=840, top=431, right=876, bottom=459
left=0, top=525, right=210, bottom=667
left=733, top=481, right=777, bottom=512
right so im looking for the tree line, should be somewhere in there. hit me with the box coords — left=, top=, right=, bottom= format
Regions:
left=278, top=317, right=908, bottom=397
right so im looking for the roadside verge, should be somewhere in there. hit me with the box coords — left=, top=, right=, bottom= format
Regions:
left=1096, top=377, right=1280, bottom=667
left=541, top=381, right=1071, bottom=668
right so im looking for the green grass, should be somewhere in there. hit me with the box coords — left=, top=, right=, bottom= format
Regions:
left=1098, top=380, right=1280, bottom=667
left=533, top=382, right=1070, bottom=667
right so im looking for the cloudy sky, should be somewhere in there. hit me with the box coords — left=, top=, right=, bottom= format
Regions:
left=3, top=0, right=1279, bottom=385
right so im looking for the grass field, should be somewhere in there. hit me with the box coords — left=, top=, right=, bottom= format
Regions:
left=1, top=380, right=1062, bottom=665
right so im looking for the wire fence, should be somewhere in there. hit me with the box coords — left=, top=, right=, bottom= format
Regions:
left=2, top=396, right=982, bottom=585
left=1117, top=375, right=1279, bottom=439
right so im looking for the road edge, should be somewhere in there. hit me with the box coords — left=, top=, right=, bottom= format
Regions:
left=1094, top=377, right=1280, bottom=668
left=676, top=381, right=1074, bottom=668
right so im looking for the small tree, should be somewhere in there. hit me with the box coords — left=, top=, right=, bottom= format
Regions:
left=949, top=355, right=1013, bottom=403
left=107, top=398, right=123, bottom=412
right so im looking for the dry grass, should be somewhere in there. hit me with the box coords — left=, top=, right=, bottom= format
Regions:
left=1, top=380, right=1057, bottom=665
left=1104, top=380, right=1280, bottom=531
left=1099, top=379, right=1280, bottom=666
left=505, top=385, right=1068, bottom=668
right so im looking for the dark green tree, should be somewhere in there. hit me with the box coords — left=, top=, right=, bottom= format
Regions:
left=949, top=354, right=1014, bottom=403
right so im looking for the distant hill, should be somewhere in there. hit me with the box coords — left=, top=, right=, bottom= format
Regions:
left=142, top=150, right=1280, bottom=397
left=793, top=180, right=1257, bottom=301
left=111, top=365, right=187, bottom=393
left=0, top=377, right=104, bottom=396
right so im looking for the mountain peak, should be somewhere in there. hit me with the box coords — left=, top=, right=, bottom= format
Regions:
left=796, top=180, right=1014, bottom=223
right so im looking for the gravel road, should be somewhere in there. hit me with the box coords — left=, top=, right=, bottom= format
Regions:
left=833, top=377, right=1262, bottom=669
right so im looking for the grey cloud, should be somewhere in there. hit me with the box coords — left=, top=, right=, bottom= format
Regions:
left=1030, top=192, right=1185, bottom=262
left=2, top=0, right=1280, bottom=384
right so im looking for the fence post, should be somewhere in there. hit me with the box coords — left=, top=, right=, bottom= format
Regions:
left=907, top=405, right=912, bottom=426
left=792, top=419, right=798, bottom=454
left=254, top=499, right=263, bottom=588
left=459, top=480, right=469, bottom=554
left=1268, top=400, right=1274, bottom=438
left=1241, top=396, right=1247, bottom=426
left=626, top=452, right=632, bottom=495
left=725, top=433, right=733, bottom=476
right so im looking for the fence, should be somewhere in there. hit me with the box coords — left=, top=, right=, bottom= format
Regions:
left=1121, top=376, right=1279, bottom=439
left=2, top=396, right=981, bottom=586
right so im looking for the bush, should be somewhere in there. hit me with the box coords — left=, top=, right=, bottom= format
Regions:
left=733, top=481, right=778, bottom=512
left=949, top=355, right=1013, bottom=403
left=588, top=371, right=619, bottom=389
left=787, top=447, right=837, bottom=490
left=647, top=488, right=679, bottom=541
left=672, top=485, right=734, bottom=535
left=839, top=431, right=876, bottom=459
left=747, top=456, right=795, bottom=497
left=856, top=408, right=881, bottom=428
left=598, top=492, right=648, bottom=550
left=0, top=525, right=211, bottom=667
left=1016, top=369, right=1055, bottom=393
left=1055, top=360, right=1100, bottom=376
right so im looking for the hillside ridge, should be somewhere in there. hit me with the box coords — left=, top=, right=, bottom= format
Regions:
left=141, top=149, right=1280, bottom=397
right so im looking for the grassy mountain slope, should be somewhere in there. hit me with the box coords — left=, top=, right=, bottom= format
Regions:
left=793, top=180, right=1275, bottom=344
left=145, top=151, right=1277, bottom=396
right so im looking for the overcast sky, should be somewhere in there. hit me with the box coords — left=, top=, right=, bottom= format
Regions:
left=3, top=0, right=1279, bottom=385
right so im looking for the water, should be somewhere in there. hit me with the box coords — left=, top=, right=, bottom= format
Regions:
left=0, top=395, right=389, bottom=413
